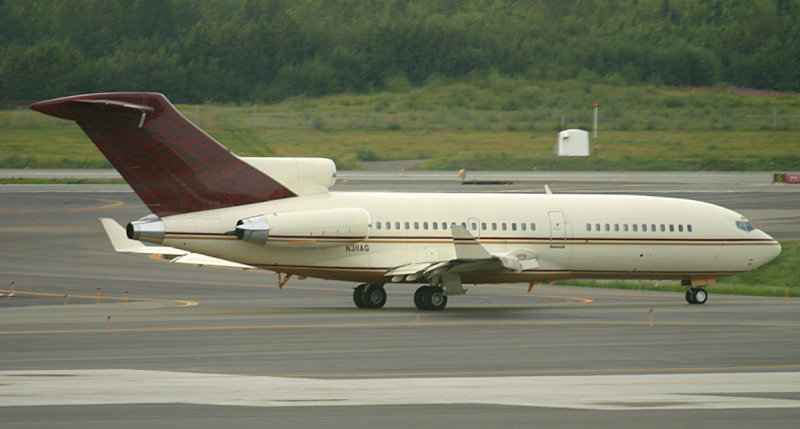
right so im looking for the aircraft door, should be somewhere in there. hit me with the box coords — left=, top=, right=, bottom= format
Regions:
left=468, top=217, right=481, bottom=239
left=548, top=210, right=566, bottom=248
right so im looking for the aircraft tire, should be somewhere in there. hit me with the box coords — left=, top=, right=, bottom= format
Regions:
left=362, top=284, right=387, bottom=309
left=422, top=286, right=447, bottom=311
left=353, top=284, right=367, bottom=308
left=685, top=289, right=696, bottom=304
left=692, top=288, right=708, bottom=305
left=414, top=286, right=427, bottom=310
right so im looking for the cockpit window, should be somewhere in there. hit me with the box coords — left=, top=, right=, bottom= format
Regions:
left=736, top=220, right=754, bottom=232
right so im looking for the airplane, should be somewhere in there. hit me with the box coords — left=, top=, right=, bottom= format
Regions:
left=31, top=93, right=782, bottom=310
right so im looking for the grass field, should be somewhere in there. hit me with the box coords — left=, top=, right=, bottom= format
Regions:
left=2, top=79, right=799, bottom=170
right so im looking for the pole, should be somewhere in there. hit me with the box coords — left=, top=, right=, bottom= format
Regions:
left=593, top=103, right=599, bottom=138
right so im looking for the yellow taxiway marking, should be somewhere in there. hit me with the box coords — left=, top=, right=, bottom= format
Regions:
left=0, top=195, right=124, bottom=214
left=0, top=270, right=337, bottom=292
left=505, top=294, right=594, bottom=303
left=0, top=289, right=197, bottom=308
left=2, top=319, right=799, bottom=336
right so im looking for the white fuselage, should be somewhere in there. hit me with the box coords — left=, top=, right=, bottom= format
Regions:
left=157, top=192, right=781, bottom=285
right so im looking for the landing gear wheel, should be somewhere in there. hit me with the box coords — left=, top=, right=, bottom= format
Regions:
left=414, top=286, right=426, bottom=310
left=685, top=287, right=708, bottom=305
left=362, top=284, right=387, bottom=309
left=353, top=284, right=367, bottom=308
left=692, top=287, right=708, bottom=305
left=421, top=286, right=447, bottom=311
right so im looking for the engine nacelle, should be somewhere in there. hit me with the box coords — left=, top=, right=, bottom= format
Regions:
left=235, top=207, right=370, bottom=248
left=126, top=214, right=165, bottom=244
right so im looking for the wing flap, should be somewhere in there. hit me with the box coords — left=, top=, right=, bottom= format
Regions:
left=383, top=226, right=541, bottom=282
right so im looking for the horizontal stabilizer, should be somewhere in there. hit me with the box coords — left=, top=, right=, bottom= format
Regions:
left=99, top=218, right=254, bottom=270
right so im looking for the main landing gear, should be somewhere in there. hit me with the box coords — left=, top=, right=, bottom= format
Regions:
left=353, top=283, right=387, bottom=309
left=413, top=286, right=448, bottom=311
left=685, top=287, right=708, bottom=305
left=352, top=284, right=449, bottom=310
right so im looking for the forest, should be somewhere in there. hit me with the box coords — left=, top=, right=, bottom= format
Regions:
left=1, top=0, right=798, bottom=103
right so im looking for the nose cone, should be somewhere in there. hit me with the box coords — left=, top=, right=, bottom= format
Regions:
left=754, top=231, right=781, bottom=268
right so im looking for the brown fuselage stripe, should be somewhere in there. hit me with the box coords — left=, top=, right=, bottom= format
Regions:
left=164, top=233, right=776, bottom=247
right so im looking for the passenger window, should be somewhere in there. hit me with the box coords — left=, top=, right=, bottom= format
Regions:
left=482, top=222, right=487, bottom=230
left=502, top=223, right=507, bottom=231
left=376, top=222, right=382, bottom=230
left=614, top=224, right=619, bottom=232
left=678, top=224, right=683, bottom=232
left=660, top=224, right=665, bottom=232
left=623, top=224, right=628, bottom=232
left=521, top=223, right=526, bottom=231
left=442, top=222, right=447, bottom=230
left=404, top=222, right=410, bottom=230
left=414, top=221, right=419, bottom=230
left=605, top=224, right=610, bottom=232
left=512, top=223, right=517, bottom=231
left=471, top=222, right=477, bottom=230
left=632, top=224, right=638, bottom=232
left=423, top=222, right=429, bottom=230
left=531, top=223, right=536, bottom=231
left=595, top=223, right=600, bottom=232
left=669, top=224, right=675, bottom=232
left=642, top=224, right=647, bottom=232
left=433, top=222, right=438, bottom=230
left=586, top=223, right=591, bottom=232
left=395, top=221, right=400, bottom=230
left=687, top=224, right=693, bottom=232
left=651, top=224, right=656, bottom=232
left=492, top=223, right=497, bottom=230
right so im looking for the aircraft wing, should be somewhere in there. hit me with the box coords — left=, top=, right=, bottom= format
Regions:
left=384, top=225, right=539, bottom=282
left=99, top=218, right=255, bottom=270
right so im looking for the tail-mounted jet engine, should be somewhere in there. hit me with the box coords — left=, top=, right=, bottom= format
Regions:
left=126, top=214, right=165, bottom=243
left=236, top=207, right=370, bottom=248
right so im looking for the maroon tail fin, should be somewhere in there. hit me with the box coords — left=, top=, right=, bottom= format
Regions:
left=31, top=93, right=295, bottom=216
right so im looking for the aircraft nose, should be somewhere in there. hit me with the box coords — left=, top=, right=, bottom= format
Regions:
left=755, top=231, right=781, bottom=267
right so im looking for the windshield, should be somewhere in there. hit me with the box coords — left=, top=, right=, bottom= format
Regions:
left=736, top=219, right=754, bottom=232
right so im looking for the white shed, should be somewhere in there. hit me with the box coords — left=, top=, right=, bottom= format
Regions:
left=555, top=129, right=590, bottom=157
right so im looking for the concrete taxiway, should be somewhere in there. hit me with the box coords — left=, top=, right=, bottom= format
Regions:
left=1, top=172, right=799, bottom=428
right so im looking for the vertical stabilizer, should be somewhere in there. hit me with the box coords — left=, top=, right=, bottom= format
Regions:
left=31, top=93, right=295, bottom=216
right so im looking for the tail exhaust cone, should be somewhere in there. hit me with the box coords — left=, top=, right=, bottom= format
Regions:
left=236, top=215, right=270, bottom=245
left=126, top=216, right=166, bottom=243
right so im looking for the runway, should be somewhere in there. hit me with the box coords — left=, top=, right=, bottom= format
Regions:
left=1, top=173, right=799, bottom=428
